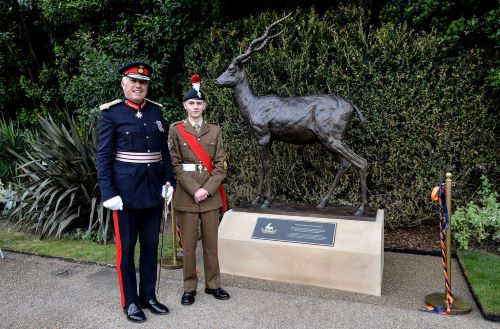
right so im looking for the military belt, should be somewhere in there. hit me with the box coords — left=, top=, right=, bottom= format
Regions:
left=115, top=151, right=161, bottom=163
left=182, top=163, right=208, bottom=173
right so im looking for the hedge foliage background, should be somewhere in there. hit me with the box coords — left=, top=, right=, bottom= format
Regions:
left=184, top=7, right=496, bottom=227
left=0, top=1, right=498, bottom=235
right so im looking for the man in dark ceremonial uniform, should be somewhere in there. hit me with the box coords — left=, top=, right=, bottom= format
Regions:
left=168, top=75, right=230, bottom=306
left=96, top=62, right=175, bottom=323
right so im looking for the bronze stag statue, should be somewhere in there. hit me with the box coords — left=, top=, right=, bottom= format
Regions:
left=215, top=15, right=368, bottom=215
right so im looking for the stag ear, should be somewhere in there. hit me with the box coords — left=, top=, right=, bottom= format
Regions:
left=231, top=60, right=244, bottom=68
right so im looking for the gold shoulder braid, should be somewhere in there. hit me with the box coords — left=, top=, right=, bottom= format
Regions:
left=145, top=98, right=163, bottom=108
left=99, top=99, right=121, bottom=111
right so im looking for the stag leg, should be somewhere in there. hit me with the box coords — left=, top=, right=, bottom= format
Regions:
left=251, top=174, right=263, bottom=206
left=260, top=143, right=272, bottom=208
left=317, top=158, right=351, bottom=208
left=252, top=142, right=272, bottom=208
left=321, top=138, right=368, bottom=215
left=355, top=167, right=368, bottom=216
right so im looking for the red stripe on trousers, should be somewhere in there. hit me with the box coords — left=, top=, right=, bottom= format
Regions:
left=113, top=210, right=126, bottom=308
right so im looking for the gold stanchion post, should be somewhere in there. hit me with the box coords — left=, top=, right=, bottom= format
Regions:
left=425, top=173, right=472, bottom=314
left=163, top=201, right=183, bottom=269
left=445, top=173, right=453, bottom=297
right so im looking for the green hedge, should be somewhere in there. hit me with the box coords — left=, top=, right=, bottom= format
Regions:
left=182, top=7, right=496, bottom=227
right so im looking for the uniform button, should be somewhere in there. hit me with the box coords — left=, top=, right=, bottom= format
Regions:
left=126, top=132, right=129, bottom=135
left=197, top=138, right=200, bottom=141
left=144, top=123, right=147, bottom=126
left=147, top=164, right=150, bottom=167
left=148, top=150, right=151, bottom=152
left=146, top=136, right=149, bottom=139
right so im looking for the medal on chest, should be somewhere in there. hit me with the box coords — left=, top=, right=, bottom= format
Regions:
left=125, top=99, right=145, bottom=119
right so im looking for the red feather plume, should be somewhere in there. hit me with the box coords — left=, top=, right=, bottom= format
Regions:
left=191, top=75, right=201, bottom=83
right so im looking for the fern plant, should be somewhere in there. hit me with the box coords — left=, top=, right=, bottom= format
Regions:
left=7, top=114, right=111, bottom=243
left=453, top=176, right=499, bottom=250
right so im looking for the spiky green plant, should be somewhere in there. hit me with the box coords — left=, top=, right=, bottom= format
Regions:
left=7, top=114, right=111, bottom=243
left=0, top=119, right=28, bottom=182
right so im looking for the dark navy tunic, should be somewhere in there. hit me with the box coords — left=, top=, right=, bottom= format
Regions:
left=96, top=99, right=175, bottom=208
left=96, top=98, right=175, bottom=308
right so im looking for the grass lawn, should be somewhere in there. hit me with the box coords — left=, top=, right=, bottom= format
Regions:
left=458, top=249, right=500, bottom=316
left=0, top=226, right=175, bottom=265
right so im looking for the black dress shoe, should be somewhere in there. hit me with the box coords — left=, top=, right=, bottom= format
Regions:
left=140, top=298, right=169, bottom=315
left=124, top=303, right=146, bottom=323
left=205, top=287, right=230, bottom=300
left=181, top=291, right=196, bottom=305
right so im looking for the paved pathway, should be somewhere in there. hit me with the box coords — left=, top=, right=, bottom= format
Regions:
left=0, top=249, right=497, bottom=329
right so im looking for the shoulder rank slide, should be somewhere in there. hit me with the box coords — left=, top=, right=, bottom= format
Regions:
left=99, top=99, right=121, bottom=111
left=145, top=98, right=163, bottom=108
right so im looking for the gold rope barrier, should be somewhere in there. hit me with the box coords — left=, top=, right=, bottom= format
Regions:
left=425, top=173, right=471, bottom=314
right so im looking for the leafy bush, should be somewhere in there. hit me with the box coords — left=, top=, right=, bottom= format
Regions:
left=453, top=176, right=499, bottom=250
left=184, top=7, right=496, bottom=227
left=7, top=114, right=111, bottom=243
left=51, top=0, right=216, bottom=127
left=0, top=0, right=221, bottom=127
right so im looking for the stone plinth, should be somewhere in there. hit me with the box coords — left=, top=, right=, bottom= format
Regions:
left=218, top=207, right=384, bottom=296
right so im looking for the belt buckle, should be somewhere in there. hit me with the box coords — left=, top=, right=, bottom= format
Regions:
left=197, top=164, right=204, bottom=173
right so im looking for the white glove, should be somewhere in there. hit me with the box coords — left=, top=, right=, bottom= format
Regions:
left=162, top=185, right=174, bottom=203
left=103, top=196, right=123, bottom=210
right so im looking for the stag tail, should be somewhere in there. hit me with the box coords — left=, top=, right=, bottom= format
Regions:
left=353, top=104, right=368, bottom=126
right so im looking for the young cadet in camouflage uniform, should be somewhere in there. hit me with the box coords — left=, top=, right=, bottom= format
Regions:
left=168, top=75, right=230, bottom=306
left=96, top=62, right=175, bottom=323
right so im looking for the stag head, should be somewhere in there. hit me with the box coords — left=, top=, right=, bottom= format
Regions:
left=215, top=62, right=245, bottom=88
left=215, top=13, right=291, bottom=88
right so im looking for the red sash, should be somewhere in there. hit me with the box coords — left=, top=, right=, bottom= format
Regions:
left=176, top=124, right=228, bottom=212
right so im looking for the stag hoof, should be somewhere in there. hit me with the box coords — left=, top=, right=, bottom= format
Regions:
left=261, top=201, right=270, bottom=209
left=316, top=202, right=325, bottom=209
left=353, top=208, right=365, bottom=216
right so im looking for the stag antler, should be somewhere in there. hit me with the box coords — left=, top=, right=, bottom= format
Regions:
left=234, top=13, right=292, bottom=64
